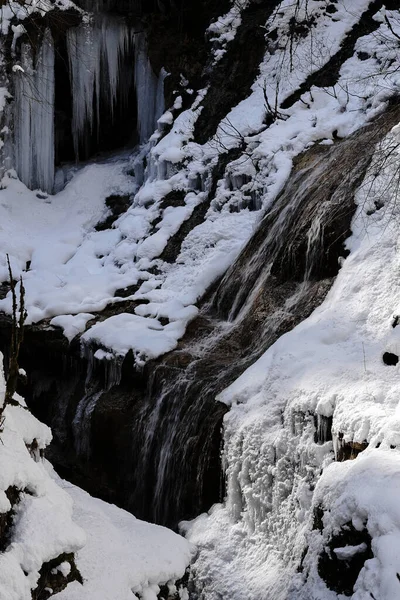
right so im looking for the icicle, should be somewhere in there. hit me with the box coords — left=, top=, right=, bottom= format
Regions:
left=14, top=42, right=33, bottom=188
left=33, top=28, right=55, bottom=193
left=14, top=29, right=55, bottom=193
left=155, top=67, right=168, bottom=127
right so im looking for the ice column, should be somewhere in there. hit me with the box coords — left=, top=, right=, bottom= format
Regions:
left=14, top=28, right=55, bottom=193
left=134, top=32, right=166, bottom=143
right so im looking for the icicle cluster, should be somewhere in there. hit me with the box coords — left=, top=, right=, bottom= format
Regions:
left=13, top=15, right=165, bottom=193
left=67, top=15, right=132, bottom=157
left=68, top=18, right=164, bottom=154
left=14, top=28, right=55, bottom=193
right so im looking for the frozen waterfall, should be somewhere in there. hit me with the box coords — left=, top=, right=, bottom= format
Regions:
left=67, top=15, right=132, bottom=158
left=134, top=32, right=166, bottom=143
left=13, top=16, right=164, bottom=193
left=14, top=28, right=55, bottom=194
left=67, top=16, right=165, bottom=156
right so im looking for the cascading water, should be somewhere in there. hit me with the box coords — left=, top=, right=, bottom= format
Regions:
left=121, top=130, right=370, bottom=526
left=14, top=28, right=55, bottom=194
left=27, top=107, right=400, bottom=530
left=13, top=11, right=164, bottom=192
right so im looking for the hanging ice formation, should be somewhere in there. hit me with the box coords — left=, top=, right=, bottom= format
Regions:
left=14, top=28, right=55, bottom=194
left=67, top=16, right=165, bottom=155
left=13, top=15, right=164, bottom=193
left=134, top=32, right=166, bottom=143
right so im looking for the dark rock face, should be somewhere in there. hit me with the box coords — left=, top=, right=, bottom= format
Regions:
left=95, top=195, right=133, bottom=232
left=0, top=486, right=22, bottom=552
left=6, top=106, right=400, bottom=528
left=318, top=522, right=373, bottom=597
left=383, top=351, right=399, bottom=366
left=146, top=0, right=232, bottom=108
left=336, top=437, right=368, bottom=462
left=32, top=553, right=82, bottom=600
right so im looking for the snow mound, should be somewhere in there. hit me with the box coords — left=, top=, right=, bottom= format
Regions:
left=0, top=352, right=192, bottom=600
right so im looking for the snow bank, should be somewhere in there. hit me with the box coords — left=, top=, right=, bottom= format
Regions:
left=56, top=476, right=192, bottom=600
left=1, top=0, right=399, bottom=368
left=299, top=450, right=400, bottom=600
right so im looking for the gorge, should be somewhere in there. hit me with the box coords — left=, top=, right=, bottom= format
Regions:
left=1, top=1, right=400, bottom=599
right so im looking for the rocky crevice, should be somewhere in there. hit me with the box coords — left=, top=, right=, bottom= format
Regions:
left=193, top=0, right=281, bottom=144
left=0, top=486, right=22, bottom=552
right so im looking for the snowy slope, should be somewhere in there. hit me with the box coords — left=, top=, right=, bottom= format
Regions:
left=56, top=476, right=191, bottom=600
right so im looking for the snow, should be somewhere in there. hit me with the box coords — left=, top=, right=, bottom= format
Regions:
left=0, top=1, right=79, bottom=37
left=0, top=0, right=399, bottom=371
left=81, top=308, right=197, bottom=365
left=51, top=313, right=95, bottom=342
left=0, top=352, right=192, bottom=600
left=299, top=451, right=400, bottom=600
left=56, top=475, right=192, bottom=600
left=207, top=1, right=248, bottom=63
left=2, top=0, right=400, bottom=598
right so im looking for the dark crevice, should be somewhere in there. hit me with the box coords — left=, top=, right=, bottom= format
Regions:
left=336, top=435, right=368, bottom=462
left=32, top=552, right=82, bottom=600
left=95, top=195, right=132, bottom=232
left=0, top=486, right=22, bottom=552
left=383, top=351, right=399, bottom=365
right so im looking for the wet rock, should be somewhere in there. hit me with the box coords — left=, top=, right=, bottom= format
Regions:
left=0, top=486, right=22, bottom=552
left=95, top=195, right=132, bottom=232
left=336, top=435, right=368, bottom=462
